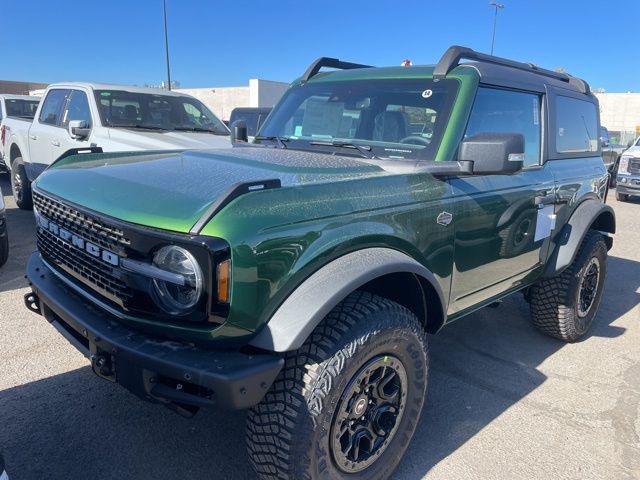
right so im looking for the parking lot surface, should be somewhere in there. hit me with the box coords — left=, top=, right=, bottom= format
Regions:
left=0, top=174, right=638, bottom=480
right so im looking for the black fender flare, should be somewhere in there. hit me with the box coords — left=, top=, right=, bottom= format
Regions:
left=249, top=247, right=446, bottom=352
left=543, top=200, right=615, bottom=277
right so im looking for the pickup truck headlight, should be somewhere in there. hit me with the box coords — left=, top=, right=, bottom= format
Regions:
left=151, top=245, right=203, bottom=314
left=618, top=156, right=631, bottom=175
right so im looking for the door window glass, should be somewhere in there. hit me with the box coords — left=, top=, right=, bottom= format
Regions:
left=38, top=89, right=69, bottom=126
left=465, top=87, right=542, bottom=167
left=62, top=90, right=92, bottom=127
left=555, top=96, right=598, bottom=153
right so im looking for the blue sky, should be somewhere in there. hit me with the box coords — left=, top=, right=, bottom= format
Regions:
left=2, top=0, right=639, bottom=91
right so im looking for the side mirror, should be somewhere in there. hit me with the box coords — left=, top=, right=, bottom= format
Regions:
left=68, top=120, right=91, bottom=140
left=230, top=120, right=248, bottom=144
left=458, top=132, right=525, bottom=175
left=600, top=137, right=610, bottom=148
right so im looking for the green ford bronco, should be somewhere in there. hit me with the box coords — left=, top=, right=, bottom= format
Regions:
left=24, top=46, right=615, bottom=479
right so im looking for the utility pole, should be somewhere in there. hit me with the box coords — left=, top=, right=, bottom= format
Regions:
left=163, top=0, right=172, bottom=90
left=489, top=2, right=504, bottom=56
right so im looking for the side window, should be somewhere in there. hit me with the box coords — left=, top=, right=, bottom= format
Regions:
left=62, top=90, right=92, bottom=127
left=465, top=87, right=542, bottom=167
left=555, top=96, right=598, bottom=153
left=39, top=89, right=69, bottom=126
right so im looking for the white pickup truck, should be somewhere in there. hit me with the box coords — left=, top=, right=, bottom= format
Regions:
left=0, top=94, right=41, bottom=171
left=1, top=83, right=231, bottom=209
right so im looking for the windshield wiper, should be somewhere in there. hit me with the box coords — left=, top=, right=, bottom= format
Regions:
left=174, top=126, right=226, bottom=134
left=255, top=135, right=290, bottom=149
left=111, top=124, right=169, bottom=131
left=309, top=140, right=377, bottom=159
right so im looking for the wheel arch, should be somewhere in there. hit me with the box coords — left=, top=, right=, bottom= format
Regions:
left=249, top=247, right=447, bottom=352
left=543, top=200, right=615, bottom=278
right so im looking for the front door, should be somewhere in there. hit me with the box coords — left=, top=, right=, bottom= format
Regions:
left=448, top=86, right=555, bottom=316
left=28, top=88, right=69, bottom=170
left=58, top=89, right=94, bottom=155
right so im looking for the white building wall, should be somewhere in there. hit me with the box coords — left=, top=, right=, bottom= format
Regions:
left=176, top=86, right=251, bottom=122
left=594, top=92, right=640, bottom=143
left=177, top=79, right=288, bottom=122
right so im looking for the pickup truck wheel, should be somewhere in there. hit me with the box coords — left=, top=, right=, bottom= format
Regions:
left=246, top=291, right=428, bottom=480
left=615, top=191, right=629, bottom=202
left=529, top=231, right=607, bottom=342
left=11, top=159, right=33, bottom=210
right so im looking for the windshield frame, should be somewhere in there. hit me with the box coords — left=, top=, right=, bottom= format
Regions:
left=94, top=90, right=229, bottom=135
left=257, top=77, right=460, bottom=162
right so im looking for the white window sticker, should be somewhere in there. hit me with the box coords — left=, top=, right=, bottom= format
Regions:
left=534, top=205, right=556, bottom=242
left=421, top=89, right=433, bottom=99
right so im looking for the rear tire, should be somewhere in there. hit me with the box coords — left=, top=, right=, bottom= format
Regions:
left=246, top=291, right=428, bottom=480
left=11, top=159, right=33, bottom=210
left=0, top=228, right=8, bottom=267
left=529, top=231, right=607, bottom=342
left=615, top=191, right=629, bottom=202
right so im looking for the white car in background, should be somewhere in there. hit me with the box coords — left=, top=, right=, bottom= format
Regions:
left=616, top=136, right=640, bottom=202
left=1, top=83, right=231, bottom=209
left=0, top=94, right=41, bottom=170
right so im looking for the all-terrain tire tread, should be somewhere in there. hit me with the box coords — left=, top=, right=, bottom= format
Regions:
left=529, top=231, right=606, bottom=342
left=245, top=290, right=426, bottom=479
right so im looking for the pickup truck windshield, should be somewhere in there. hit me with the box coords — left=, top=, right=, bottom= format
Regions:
left=5, top=99, right=40, bottom=119
left=258, top=78, right=458, bottom=161
left=94, top=90, right=229, bottom=135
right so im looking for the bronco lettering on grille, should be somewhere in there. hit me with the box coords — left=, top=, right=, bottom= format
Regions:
left=35, top=210, right=120, bottom=266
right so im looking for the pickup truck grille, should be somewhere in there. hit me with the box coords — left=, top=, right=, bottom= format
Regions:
left=33, top=191, right=133, bottom=306
left=628, top=158, right=640, bottom=175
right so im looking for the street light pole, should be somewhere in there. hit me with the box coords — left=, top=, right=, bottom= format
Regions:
left=163, top=0, right=172, bottom=90
left=489, top=2, right=504, bottom=56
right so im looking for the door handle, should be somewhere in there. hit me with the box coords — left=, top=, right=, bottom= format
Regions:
left=29, top=135, right=37, bottom=140
left=51, top=140, right=60, bottom=147
left=534, top=192, right=556, bottom=206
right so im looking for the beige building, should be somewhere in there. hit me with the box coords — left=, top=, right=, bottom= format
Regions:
left=176, top=79, right=289, bottom=122
left=594, top=92, right=640, bottom=144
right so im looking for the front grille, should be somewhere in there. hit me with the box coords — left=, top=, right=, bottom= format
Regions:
left=629, top=159, right=640, bottom=175
left=34, top=191, right=133, bottom=306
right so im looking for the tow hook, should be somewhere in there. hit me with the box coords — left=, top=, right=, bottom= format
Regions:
left=24, top=292, right=41, bottom=315
left=91, top=352, right=116, bottom=382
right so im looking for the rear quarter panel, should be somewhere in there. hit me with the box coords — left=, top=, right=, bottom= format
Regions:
left=546, top=157, right=608, bottom=229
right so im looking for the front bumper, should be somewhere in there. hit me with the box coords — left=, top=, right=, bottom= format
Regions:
left=25, top=252, right=283, bottom=413
left=616, top=175, right=640, bottom=196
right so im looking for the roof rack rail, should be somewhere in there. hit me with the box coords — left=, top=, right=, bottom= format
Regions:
left=302, top=57, right=372, bottom=82
left=433, top=45, right=590, bottom=94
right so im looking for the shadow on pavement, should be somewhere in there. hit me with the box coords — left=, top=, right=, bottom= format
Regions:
left=0, top=256, right=637, bottom=480
left=394, top=254, right=637, bottom=479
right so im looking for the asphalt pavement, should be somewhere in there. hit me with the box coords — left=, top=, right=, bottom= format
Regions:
left=0, top=174, right=638, bottom=480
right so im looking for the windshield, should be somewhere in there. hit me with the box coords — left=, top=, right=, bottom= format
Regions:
left=258, top=78, right=459, bottom=161
left=94, top=90, right=229, bottom=135
left=5, top=99, right=40, bottom=119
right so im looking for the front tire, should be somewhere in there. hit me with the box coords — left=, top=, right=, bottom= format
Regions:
left=246, top=291, right=428, bottom=480
left=11, top=159, right=33, bottom=210
left=529, top=231, right=607, bottom=342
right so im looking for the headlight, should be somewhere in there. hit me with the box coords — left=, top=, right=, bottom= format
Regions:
left=619, top=156, right=631, bottom=174
left=152, top=245, right=203, bottom=314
